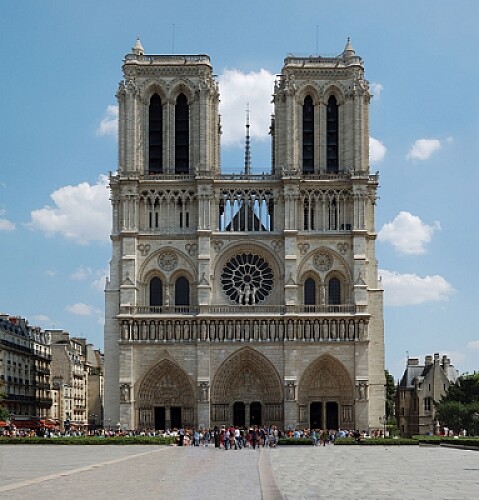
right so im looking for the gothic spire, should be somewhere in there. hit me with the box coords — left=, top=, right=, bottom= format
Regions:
left=244, top=104, right=251, bottom=175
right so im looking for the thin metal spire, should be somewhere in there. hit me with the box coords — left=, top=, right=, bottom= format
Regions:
left=244, top=103, right=251, bottom=175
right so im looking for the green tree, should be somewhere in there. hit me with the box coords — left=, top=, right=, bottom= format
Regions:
left=435, top=373, right=479, bottom=435
left=384, top=369, right=396, bottom=419
left=0, top=380, right=9, bottom=421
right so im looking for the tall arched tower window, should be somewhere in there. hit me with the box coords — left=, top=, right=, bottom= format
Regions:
left=149, top=277, right=163, bottom=307
left=328, top=277, right=341, bottom=305
left=175, top=276, right=190, bottom=306
left=326, top=95, right=339, bottom=173
left=149, top=94, right=163, bottom=174
left=175, top=94, right=189, bottom=174
left=303, top=95, right=314, bottom=174
left=304, top=278, right=316, bottom=306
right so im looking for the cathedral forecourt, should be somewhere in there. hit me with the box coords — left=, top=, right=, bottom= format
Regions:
left=104, top=38, right=385, bottom=432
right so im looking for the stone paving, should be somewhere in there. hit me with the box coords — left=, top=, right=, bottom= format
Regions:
left=0, top=444, right=477, bottom=499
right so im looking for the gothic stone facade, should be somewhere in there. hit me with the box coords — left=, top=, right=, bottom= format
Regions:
left=104, top=40, right=385, bottom=431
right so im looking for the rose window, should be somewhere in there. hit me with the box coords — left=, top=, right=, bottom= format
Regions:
left=221, top=253, right=273, bottom=305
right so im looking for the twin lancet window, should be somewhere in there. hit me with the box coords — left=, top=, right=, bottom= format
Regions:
left=149, top=277, right=190, bottom=307
left=148, top=93, right=190, bottom=175
left=304, top=277, right=341, bottom=306
left=302, top=95, right=339, bottom=174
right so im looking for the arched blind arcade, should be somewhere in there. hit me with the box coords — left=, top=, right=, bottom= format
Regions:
left=303, top=96, right=314, bottom=174
left=149, top=94, right=163, bottom=174
left=326, top=95, right=339, bottom=173
left=175, top=94, right=189, bottom=174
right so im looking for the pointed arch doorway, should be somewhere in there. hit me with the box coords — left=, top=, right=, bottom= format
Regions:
left=299, top=355, right=354, bottom=430
left=137, top=359, right=195, bottom=430
left=211, top=347, right=283, bottom=428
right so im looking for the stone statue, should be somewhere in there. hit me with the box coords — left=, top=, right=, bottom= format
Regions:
left=120, top=384, right=130, bottom=402
left=199, top=382, right=209, bottom=402
left=286, top=382, right=295, bottom=401
left=359, top=383, right=366, bottom=400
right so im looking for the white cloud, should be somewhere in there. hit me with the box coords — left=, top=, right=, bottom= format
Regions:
left=218, top=69, right=275, bottom=147
left=71, top=266, right=92, bottom=281
left=33, top=314, right=51, bottom=323
left=378, top=211, right=440, bottom=255
left=0, top=209, right=15, bottom=231
left=370, top=82, right=384, bottom=99
left=66, top=303, right=101, bottom=316
left=407, top=138, right=441, bottom=160
left=467, top=340, right=479, bottom=350
left=380, top=269, right=454, bottom=306
left=370, top=137, right=386, bottom=164
left=0, top=218, right=15, bottom=231
left=27, top=175, right=110, bottom=245
left=91, top=268, right=108, bottom=292
left=44, top=269, right=56, bottom=278
left=96, top=105, right=118, bottom=137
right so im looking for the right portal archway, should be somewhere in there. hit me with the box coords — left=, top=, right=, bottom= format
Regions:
left=299, top=355, right=354, bottom=430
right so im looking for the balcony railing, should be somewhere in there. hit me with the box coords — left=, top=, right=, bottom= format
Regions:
left=119, top=304, right=358, bottom=316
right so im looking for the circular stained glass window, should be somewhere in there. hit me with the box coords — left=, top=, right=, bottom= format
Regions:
left=221, top=253, right=274, bottom=305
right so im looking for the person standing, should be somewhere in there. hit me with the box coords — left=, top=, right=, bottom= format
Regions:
left=178, top=427, right=185, bottom=446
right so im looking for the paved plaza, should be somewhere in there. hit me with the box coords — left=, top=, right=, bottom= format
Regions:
left=0, top=444, right=477, bottom=499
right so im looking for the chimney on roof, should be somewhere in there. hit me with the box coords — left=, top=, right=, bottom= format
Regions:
left=425, top=355, right=433, bottom=366
left=408, top=358, right=419, bottom=366
left=434, top=353, right=440, bottom=365
left=442, top=355, right=450, bottom=372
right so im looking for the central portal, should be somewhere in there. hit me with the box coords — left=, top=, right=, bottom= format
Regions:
left=310, top=402, right=323, bottom=428
left=250, top=402, right=262, bottom=426
left=233, top=402, right=245, bottom=427
left=171, top=406, right=182, bottom=429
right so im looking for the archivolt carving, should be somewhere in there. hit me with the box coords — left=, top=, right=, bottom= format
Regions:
left=298, top=355, right=353, bottom=402
left=137, top=360, right=195, bottom=407
left=211, top=348, right=283, bottom=404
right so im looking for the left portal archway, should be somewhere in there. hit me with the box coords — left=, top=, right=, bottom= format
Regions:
left=137, top=359, right=195, bottom=430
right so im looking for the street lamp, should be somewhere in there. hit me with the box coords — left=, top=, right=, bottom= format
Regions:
left=379, top=415, right=387, bottom=438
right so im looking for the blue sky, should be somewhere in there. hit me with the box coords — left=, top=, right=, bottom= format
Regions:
left=1, top=0, right=478, bottom=380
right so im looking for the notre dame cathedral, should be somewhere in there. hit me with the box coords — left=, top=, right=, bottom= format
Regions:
left=104, top=38, right=385, bottom=432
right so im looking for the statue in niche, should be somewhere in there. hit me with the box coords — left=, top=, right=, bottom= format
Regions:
left=358, top=382, right=366, bottom=401
left=122, top=322, right=130, bottom=340
left=120, top=384, right=130, bottom=403
left=349, top=321, right=355, bottom=340
left=199, top=382, right=209, bottom=402
left=286, top=382, right=295, bottom=401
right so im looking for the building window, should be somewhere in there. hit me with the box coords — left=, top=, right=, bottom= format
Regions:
left=175, top=94, right=189, bottom=174
left=326, top=95, right=339, bottom=173
left=303, top=95, right=314, bottom=174
left=221, top=253, right=274, bottom=305
left=328, top=277, right=341, bottom=305
left=149, top=277, right=163, bottom=307
left=149, top=94, right=163, bottom=174
left=304, top=278, right=316, bottom=306
left=175, top=276, right=190, bottom=306
left=424, top=397, right=431, bottom=412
